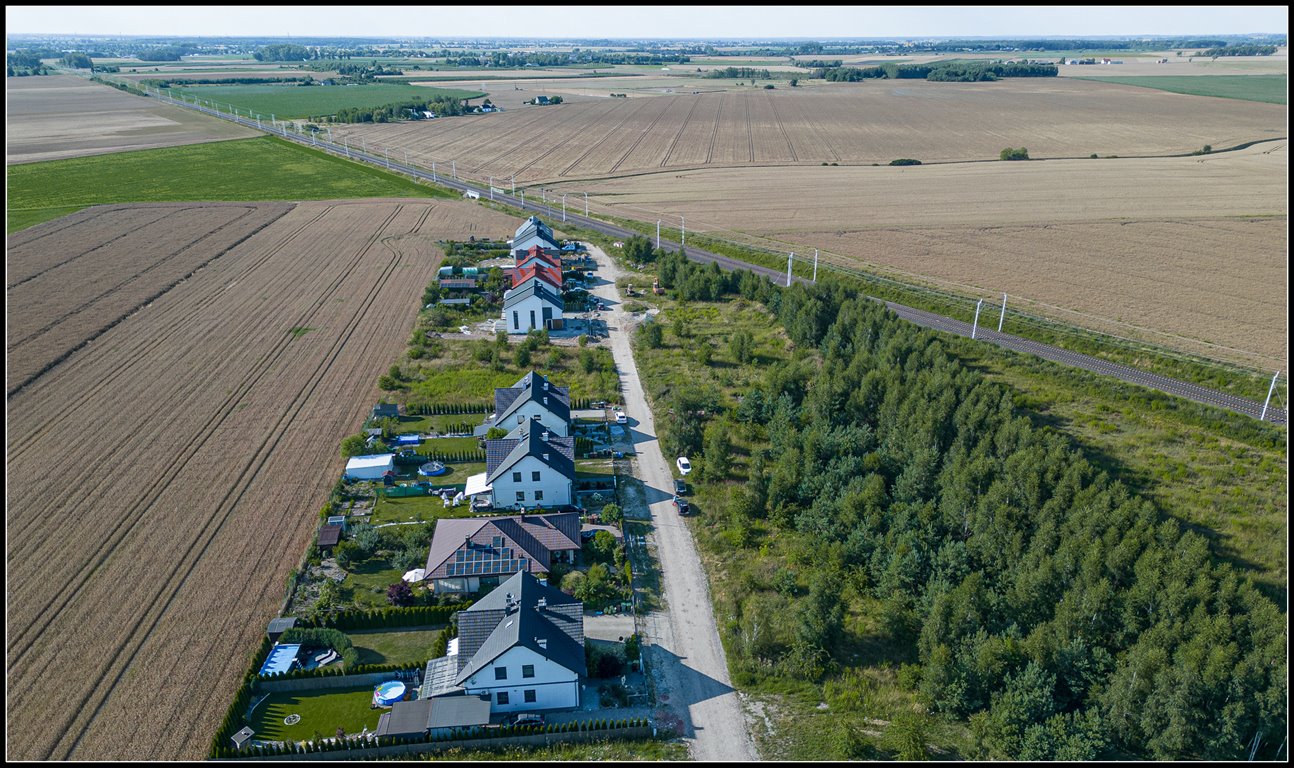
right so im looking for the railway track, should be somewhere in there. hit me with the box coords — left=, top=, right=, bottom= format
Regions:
left=152, top=90, right=1289, bottom=426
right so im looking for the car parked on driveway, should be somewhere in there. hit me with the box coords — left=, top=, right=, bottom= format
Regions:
left=615, top=410, right=628, bottom=424
left=673, top=496, right=690, bottom=515
left=507, top=713, right=545, bottom=727
left=674, top=478, right=687, bottom=496
left=676, top=456, right=691, bottom=475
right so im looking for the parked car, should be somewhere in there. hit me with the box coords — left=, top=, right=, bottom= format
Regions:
left=674, top=478, right=687, bottom=496
left=673, top=496, right=690, bottom=515
left=508, top=713, right=545, bottom=727
left=676, top=456, right=691, bottom=475
left=615, top=410, right=628, bottom=424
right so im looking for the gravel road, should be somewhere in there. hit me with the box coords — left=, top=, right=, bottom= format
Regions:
left=585, top=244, right=760, bottom=761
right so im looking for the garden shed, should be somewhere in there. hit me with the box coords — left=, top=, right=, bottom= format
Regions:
left=344, top=453, right=395, bottom=480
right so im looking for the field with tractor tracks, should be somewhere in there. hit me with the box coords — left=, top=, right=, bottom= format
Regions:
left=5, top=199, right=516, bottom=760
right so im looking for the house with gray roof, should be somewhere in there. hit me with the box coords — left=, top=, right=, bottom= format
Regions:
left=423, top=511, right=581, bottom=594
left=482, top=420, right=575, bottom=509
left=502, top=277, right=563, bottom=334
left=475, top=371, right=571, bottom=438
left=442, top=571, right=585, bottom=714
left=375, top=694, right=491, bottom=738
left=511, top=216, right=559, bottom=256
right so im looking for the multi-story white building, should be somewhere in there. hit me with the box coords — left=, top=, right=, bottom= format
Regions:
left=502, top=277, right=563, bottom=334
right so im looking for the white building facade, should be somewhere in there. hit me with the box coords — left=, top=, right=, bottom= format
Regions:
left=503, top=279, right=563, bottom=334
left=460, top=644, right=580, bottom=712
left=489, top=453, right=573, bottom=509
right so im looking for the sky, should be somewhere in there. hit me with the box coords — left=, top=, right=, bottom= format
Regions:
left=5, top=5, right=1288, bottom=39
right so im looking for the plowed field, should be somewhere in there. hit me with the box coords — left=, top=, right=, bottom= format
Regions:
left=6, top=75, right=258, bottom=165
left=330, top=78, right=1286, bottom=184
left=5, top=199, right=516, bottom=760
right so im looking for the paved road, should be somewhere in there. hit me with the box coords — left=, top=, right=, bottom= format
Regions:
left=585, top=245, right=760, bottom=761
left=133, top=82, right=1286, bottom=425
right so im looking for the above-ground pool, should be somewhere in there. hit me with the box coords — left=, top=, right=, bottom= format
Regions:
left=258, top=643, right=302, bottom=676
left=418, top=461, right=448, bottom=476
left=373, top=680, right=406, bottom=707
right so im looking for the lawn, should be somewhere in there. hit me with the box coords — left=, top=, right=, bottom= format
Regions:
left=1072, top=74, right=1287, bottom=104
left=391, top=414, right=482, bottom=435
left=342, top=555, right=409, bottom=608
left=6, top=136, right=450, bottom=233
left=248, top=686, right=384, bottom=743
left=415, top=436, right=483, bottom=456
left=168, top=82, right=485, bottom=118
left=347, top=627, right=444, bottom=666
left=369, top=465, right=487, bottom=525
left=403, top=337, right=620, bottom=406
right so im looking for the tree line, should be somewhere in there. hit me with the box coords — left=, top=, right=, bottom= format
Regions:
left=1197, top=44, right=1278, bottom=57
left=636, top=252, right=1286, bottom=759
left=817, top=61, right=1057, bottom=82
left=331, top=95, right=470, bottom=123
left=706, top=66, right=773, bottom=80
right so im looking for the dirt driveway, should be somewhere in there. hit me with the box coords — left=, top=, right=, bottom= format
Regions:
left=585, top=244, right=760, bottom=761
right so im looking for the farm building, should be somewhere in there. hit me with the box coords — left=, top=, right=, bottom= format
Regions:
left=511, top=217, right=559, bottom=255
left=422, top=512, right=581, bottom=594
left=502, top=278, right=563, bottom=334
left=266, top=616, right=297, bottom=643
left=375, top=694, right=492, bottom=738
left=344, top=453, right=395, bottom=480
left=482, top=419, right=576, bottom=509
left=441, top=571, right=586, bottom=713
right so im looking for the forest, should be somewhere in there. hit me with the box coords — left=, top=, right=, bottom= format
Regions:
left=641, top=249, right=1286, bottom=760
left=816, top=61, right=1057, bottom=81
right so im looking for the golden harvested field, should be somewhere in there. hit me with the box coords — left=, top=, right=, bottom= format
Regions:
left=5, top=199, right=517, bottom=760
left=6, top=75, right=259, bottom=165
left=556, top=142, right=1288, bottom=369
left=331, top=77, right=1286, bottom=184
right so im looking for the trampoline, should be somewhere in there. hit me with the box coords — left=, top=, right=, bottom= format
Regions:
left=417, top=461, right=448, bottom=477
left=372, top=680, right=406, bottom=708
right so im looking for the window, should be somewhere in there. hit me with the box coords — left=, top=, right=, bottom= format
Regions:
left=497, top=691, right=509, bottom=705
left=516, top=491, right=525, bottom=502
left=495, top=666, right=508, bottom=681
left=517, top=415, right=524, bottom=424
left=529, top=310, right=536, bottom=329
left=534, top=490, right=543, bottom=501
left=522, top=665, right=535, bottom=679
left=524, top=689, right=536, bottom=703
left=542, top=306, right=553, bottom=323
left=512, top=471, right=522, bottom=483
left=512, top=311, right=519, bottom=331
left=531, top=471, right=541, bottom=482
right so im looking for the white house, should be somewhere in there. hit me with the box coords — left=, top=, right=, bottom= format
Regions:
left=511, top=216, right=559, bottom=255
left=484, top=421, right=575, bottom=509
left=447, top=572, right=586, bottom=713
left=495, top=371, right=571, bottom=437
left=344, top=453, right=394, bottom=480
left=502, top=278, right=563, bottom=334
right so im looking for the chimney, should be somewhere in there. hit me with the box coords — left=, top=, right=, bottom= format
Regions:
left=543, top=380, right=549, bottom=391
left=543, top=453, right=549, bottom=462
left=542, top=431, right=549, bottom=441
left=536, top=637, right=548, bottom=649
left=464, top=535, right=472, bottom=549
left=543, top=396, right=548, bottom=406
left=537, top=597, right=547, bottom=610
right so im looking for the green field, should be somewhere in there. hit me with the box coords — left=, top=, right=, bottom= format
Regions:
left=347, top=627, right=443, bottom=666
left=6, top=136, right=449, bottom=233
left=248, top=686, right=383, bottom=742
left=169, top=82, right=484, bottom=118
left=1072, top=74, right=1287, bottom=104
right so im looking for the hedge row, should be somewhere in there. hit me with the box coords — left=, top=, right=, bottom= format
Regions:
left=408, top=402, right=492, bottom=415
left=306, top=604, right=470, bottom=631
left=210, top=716, right=651, bottom=758
left=418, top=450, right=486, bottom=463
left=256, top=659, right=423, bottom=682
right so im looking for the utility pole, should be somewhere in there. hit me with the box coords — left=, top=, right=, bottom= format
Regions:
left=786, top=252, right=794, bottom=287
left=452, top=160, right=457, bottom=179
left=971, top=299, right=984, bottom=339
left=520, top=190, right=525, bottom=208
left=403, top=149, right=409, bottom=167
left=1260, top=371, right=1280, bottom=421
left=384, top=147, right=390, bottom=168
left=512, top=175, right=516, bottom=194
left=343, top=138, right=350, bottom=158
left=489, top=176, right=494, bottom=200
left=813, top=249, right=818, bottom=283
left=681, top=216, right=685, bottom=245
left=561, top=194, right=567, bottom=222
left=998, top=293, right=1007, bottom=332
left=432, top=161, right=437, bottom=182
left=584, top=191, right=588, bottom=216
left=656, top=220, right=661, bottom=249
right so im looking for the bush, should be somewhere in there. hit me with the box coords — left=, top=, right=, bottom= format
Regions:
left=999, top=146, right=1030, bottom=161
left=889, top=158, right=922, bottom=166
left=600, top=503, right=623, bottom=524
left=639, top=322, right=663, bottom=349
left=387, top=581, right=415, bottom=606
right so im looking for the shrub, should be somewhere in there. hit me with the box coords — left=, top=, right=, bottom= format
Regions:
left=999, top=146, right=1030, bottom=161
left=387, top=581, right=415, bottom=606
left=889, top=158, right=922, bottom=166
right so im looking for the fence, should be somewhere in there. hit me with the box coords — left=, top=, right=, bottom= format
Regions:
left=254, top=669, right=412, bottom=694
left=215, top=723, right=653, bottom=760
left=408, top=402, right=492, bottom=415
